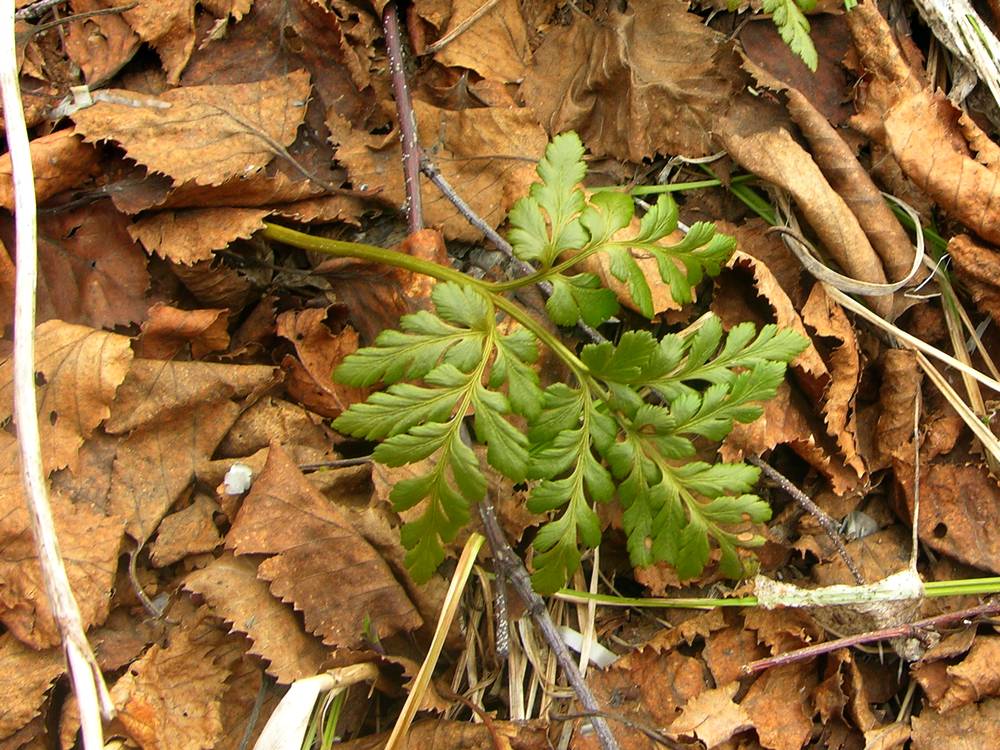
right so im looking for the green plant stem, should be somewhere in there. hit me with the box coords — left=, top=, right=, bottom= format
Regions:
left=629, top=174, right=756, bottom=196
left=554, top=576, right=1000, bottom=609
left=261, top=222, right=594, bottom=380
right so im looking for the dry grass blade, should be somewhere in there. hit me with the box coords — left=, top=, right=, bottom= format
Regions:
left=385, top=532, right=485, bottom=750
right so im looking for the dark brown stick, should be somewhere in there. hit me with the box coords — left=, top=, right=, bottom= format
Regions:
left=382, top=2, right=424, bottom=234
left=478, top=496, right=620, bottom=750
left=748, top=455, right=865, bottom=585
left=742, top=600, right=1000, bottom=674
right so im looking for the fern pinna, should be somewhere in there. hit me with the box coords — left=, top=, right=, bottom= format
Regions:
left=331, top=133, right=807, bottom=593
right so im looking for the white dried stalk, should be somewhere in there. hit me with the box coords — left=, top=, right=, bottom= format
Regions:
left=911, top=0, right=1000, bottom=108
left=0, top=2, right=113, bottom=746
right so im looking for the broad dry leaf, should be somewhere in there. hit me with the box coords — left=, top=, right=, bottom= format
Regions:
left=919, top=636, right=1000, bottom=712
left=170, top=258, right=255, bottom=314
left=107, top=615, right=233, bottom=750
left=275, top=307, right=368, bottom=419
left=214, top=655, right=280, bottom=750
left=129, top=207, right=270, bottom=265
left=0, top=320, right=133, bottom=474
left=848, top=2, right=1000, bottom=247
left=895, top=461, right=1000, bottom=575
left=135, top=304, right=230, bottom=361
left=122, top=0, right=196, bottom=84
left=185, top=553, right=329, bottom=683
left=669, top=681, right=753, bottom=748
left=424, top=0, right=529, bottom=82
left=149, top=495, right=222, bottom=567
left=0, top=435, right=123, bottom=648
left=227, top=444, right=423, bottom=648
left=864, top=722, right=911, bottom=750
left=215, top=397, right=336, bottom=459
left=741, top=662, right=818, bottom=750
left=201, top=0, right=253, bottom=20
left=703, top=625, right=769, bottom=686
left=948, top=234, right=1000, bottom=324
left=0, top=130, right=100, bottom=211
left=72, top=71, right=311, bottom=187
left=911, top=696, right=1000, bottom=749
left=336, top=718, right=550, bottom=750
left=0, top=203, right=151, bottom=329
left=872, top=350, right=921, bottom=471
left=0, top=633, right=64, bottom=739
left=521, top=0, right=740, bottom=160
left=328, top=101, right=546, bottom=241
left=64, top=0, right=140, bottom=85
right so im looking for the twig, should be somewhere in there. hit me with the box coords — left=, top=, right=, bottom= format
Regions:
left=0, top=2, right=114, bottom=747
left=299, top=455, right=373, bottom=472
left=477, top=496, right=619, bottom=750
left=742, top=599, right=1000, bottom=674
left=420, top=0, right=501, bottom=55
left=15, top=0, right=69, bottom=20
left=382, top=2, right=423, bottom=234
left=747, top=455, right=865, bottom=586
left=24, top=3, right=136, bottom=36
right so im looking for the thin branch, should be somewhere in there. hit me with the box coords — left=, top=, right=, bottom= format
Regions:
left=477, top=496, right=620, bottom=750
left=742, top=600, right=1000, bottom=674
left=382, top=2, right=423, bottom=233
left=748, top=455, right=865, bottom=586
left=25, top=3, right=136, bottom=36
left=0, top=2, right=113, bottom=746
left=15, top=0, right=69, bottom=20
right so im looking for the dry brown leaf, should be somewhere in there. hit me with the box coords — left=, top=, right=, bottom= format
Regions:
left=215, top=397, right=336, bottom=459
left=276, top=307, right=368, bottom=418
left=872, top=349, right=921, bottom=471
left=0, top=130, right=100, bottom=211
left=135, top=304, right=230, bottom=361
left=0, top=203, right=151, bottom=329
left=703, top=624, right=769, bottom=686
left=425, top=0, right=529, bottom=82
left=801, top=284, right=866, bottom=482
left=918, top=636, right=1000, bottom=712
left=911, top=696, right=1000, bottom=749
left=149, top=495, right=222, bottom=567
left=669, top=681, right=753, bottom=748
left=0, top=435, right=124, bottom=648
left=336, top=718, right=549, bottom=750
left=521, top=0, right=740, bottom=160
left=227, top=444, right=423, bottom=648
left=741, top=662, right=818, bottom=750
left=122, top=0, right=195, bottom=84
left=0, top=320, right=133, bottom=474
left=848, top=3, right=1000, bottom=247
left=214, top=655, right=280, bottom=750
left=128, top=207, right=270, bottom=265
left=948, top=234, right=1000, bottom=324
left=201, top=0, right=253, bottom=19
left=72, top=71, right=311, bottom=187
left=894, top=461, right=1000, bottom=575
left=864, top=721, right=911, bottom=750
left=89, top=608, right=165, bottom=673
left=784, top=87, right=916, bottom=286
left=169, top=258, right=256, bottom=315
left=0, top=633, right=64, bottom=739
left=106, top=614, right=233, bottom=750
left=328, top=101, right=546, bottom=241
left=185, top=553, right=330, bottom=683
left=64, top=0, right=140, bottom=85
left=718, top=102, right=891, bottom=318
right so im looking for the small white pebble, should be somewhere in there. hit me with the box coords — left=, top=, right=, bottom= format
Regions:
left=223, top=463, right=254, bottom=494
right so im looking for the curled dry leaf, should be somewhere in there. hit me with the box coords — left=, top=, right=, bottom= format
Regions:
left=227, top=444, right=424, bottom=648
left=128, top=207, right=270, bottom=265
left=848, top=2, right=1000, bottom=246
left=0, top=130, right=100, bottom=211
left=64, top=0, right=141, bottom=85
left=741, top=662, right=818, bottom=750
left=149, top=494, right=222, bottom=567
left=914, top=636, right=1000, bottom=712
left=669, top=681, right=753, bottom=748
left=135, top=304, right=230, bottom=361
left=122, top=0, right=196, bottom=84
left=521, top=0, right=739, bottom=160
left=872, top=349, right=921, bottom=471
left=947, top=234, right=1000, bottom=324
left=276, top=307, right=368, bottom=419
left=0, top=633, right=64, bottom=739
left=72, top=71, right=312, bottom=187
left=911, top=697, right=1000, bottom=749
left=185, top=553, right=330, bottom=683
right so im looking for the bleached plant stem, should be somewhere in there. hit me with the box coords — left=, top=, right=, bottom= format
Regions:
left=0, top=3, right=113, bottom=746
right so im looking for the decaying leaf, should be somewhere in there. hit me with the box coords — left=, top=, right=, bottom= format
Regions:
left=185, top=553, right=330, bottom=683
left=129, top=207, right=270, bottom=265
left=421, top=0, right=529, bottom=82
left=0, top=634, right=64, bottom=739
left=227, top=444, right=423, bottom=648
left=72, top=71, right=312, bottom=187
left=0, top=130, right=100, bottom=211
left=135, top=304, right=230, bottom=361
left=669, top=681, right=753, bottom=748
